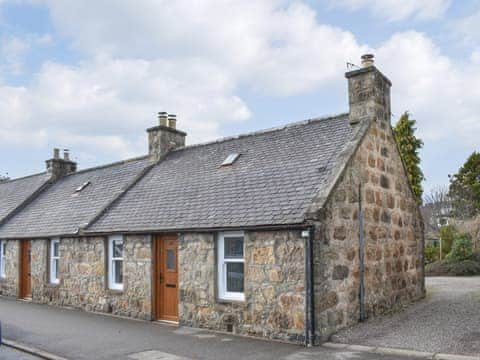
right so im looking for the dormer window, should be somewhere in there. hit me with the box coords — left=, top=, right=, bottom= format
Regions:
left=221, top=153, right=240, bottom=166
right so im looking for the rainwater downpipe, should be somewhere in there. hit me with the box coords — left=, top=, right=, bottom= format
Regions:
left=359, top=183, right=366, bottom=321
left=302, top=227, right=315, bottom=346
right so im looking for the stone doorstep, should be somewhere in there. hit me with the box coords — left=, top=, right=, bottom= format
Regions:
left=323, top=342, right=480, bottom=360
left=2, top=338, right=68, bottom=360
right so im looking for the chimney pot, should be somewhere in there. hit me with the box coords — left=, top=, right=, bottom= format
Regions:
left=361, top=54, right=375, bottom=68
left=158, top=112, right=168, bottom=126
left=168, top=114, right=177, bottom=129
left=63, top=149, right=70, bottom=161
left=53, top=148, right=60, bottom=159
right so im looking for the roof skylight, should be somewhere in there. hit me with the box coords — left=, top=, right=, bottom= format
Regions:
left=75, top=181, right=91, bottom=193
left=221, top=153, right=240, bottom=166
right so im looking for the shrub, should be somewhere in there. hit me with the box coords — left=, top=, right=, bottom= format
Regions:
left=426, top=259, right=480, bottom=276
left=447, top=234, right=474, bottom=262
left=424, top=245, right=440, bottom=263
left=439, top=225, right=457, bottom=254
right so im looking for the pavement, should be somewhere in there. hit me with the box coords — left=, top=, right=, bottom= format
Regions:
left=0, top=297, right=415, bottom=360
left=0, top=346, right=41, bottom=359
left=333, top=276, right=480, bottom=357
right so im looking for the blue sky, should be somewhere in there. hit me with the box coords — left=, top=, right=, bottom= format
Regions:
left=1, top=0, right=479, bottom=197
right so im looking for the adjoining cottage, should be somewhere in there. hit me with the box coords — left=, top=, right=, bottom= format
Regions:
left=0, top=56, right=424, bottom=345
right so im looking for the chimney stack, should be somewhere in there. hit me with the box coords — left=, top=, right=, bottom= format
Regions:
left=46, top=148, right=77, bottom=180
left=345, top=54, right=391, bottom=126
left=147, top=112, right=186, bottom=160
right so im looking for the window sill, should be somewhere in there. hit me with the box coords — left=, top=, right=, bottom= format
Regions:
left=44, top=283, right=60, bottom=289
left=106, top=289, right=124, bottom=296
left=216, top=297, right=246, bottom=305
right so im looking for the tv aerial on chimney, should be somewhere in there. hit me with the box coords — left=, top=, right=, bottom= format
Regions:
left=346, top=62, right=360, bottom=71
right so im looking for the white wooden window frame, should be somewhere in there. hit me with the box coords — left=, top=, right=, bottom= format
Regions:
left=49, top=238, right=60, bottom=284
left=108, top=235, right=124, bottom=291
left=217, top=231, right=245, bottom=301
left=0, top=240, right=6, bottom=278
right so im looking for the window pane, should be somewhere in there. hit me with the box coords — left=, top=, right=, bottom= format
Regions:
left=113, top=240, right=123, bottom=258
left=167, top=249, right=175, bottom=270
left=54, top=259, right=59, bottom=280
left=2, top=242, right=5, bottom=255
left=114, top=260, right=123, bottom=284
left=53, top=242, right=59, bottom=257
left=226, top=262, right=244, bottom=293
left=224, top=237, right=243, bottom=258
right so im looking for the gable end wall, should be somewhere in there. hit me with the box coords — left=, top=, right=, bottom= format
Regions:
left=312, top=119, right=425, bottom=342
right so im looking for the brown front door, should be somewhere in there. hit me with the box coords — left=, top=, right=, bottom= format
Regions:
left=154, top=234, right=179, bottom=322
left=19, top=240, right=32, bottom=299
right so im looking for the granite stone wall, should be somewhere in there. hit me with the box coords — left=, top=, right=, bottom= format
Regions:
left=179, top=230, right=306, bottom=343
left=0, top=240, right=19, bottom=297
left=31, top=235, right=152, bottom=319
left=312, top=118, right=425, bottom=342
left=147, top=125, right=186, bottom=160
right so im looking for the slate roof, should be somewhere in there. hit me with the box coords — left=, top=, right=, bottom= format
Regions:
left=0, top=157, right=153, bottom=239
left=0, top=173, right=51, bottom=223
left=86, top=114, right=358, bottom=233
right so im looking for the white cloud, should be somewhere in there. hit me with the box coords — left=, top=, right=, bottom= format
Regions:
left=0, top=0, right=370, bottom=164
left=1, top=0, right=478, bottom=185
left=46, top=0, right=367, bottom=95
left=376, top=31, right=480, bottom=146
left=331, top=0, right=451, bottom=21
left=0, top=56, right=250, bottom=158
left=454, top=10, right=480, bottom=47
left=0, top=33, right=53, bottom=76
left=0, top=36, right=30, bottom=75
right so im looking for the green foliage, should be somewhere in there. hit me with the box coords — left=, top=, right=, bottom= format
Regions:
left=439, top=224, right=457, bottom=254
left=424, top=244, right=440, bottom=264
left=449, top=151, right=480, bottom=218
left=393, top=112, right=424, bottom=203
left=426, top=260, right=480, bottom=276
left=447, top=234, right=474, bottom=262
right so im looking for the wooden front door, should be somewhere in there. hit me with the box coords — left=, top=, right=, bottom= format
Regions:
left=19, top=240, right=32, bottom=299
left=154, top=235, right=179, bottom=322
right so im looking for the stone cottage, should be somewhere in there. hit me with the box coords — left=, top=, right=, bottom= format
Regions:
left=0, top=55, right=424, bottom=345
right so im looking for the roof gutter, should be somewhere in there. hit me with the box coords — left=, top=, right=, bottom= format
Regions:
left=82, top=223, right=310, bottom=237
left=0, top=223, right=310, bottom=240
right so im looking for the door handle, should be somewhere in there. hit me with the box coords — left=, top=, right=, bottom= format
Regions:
left=159, top=273, right=163, bottom=284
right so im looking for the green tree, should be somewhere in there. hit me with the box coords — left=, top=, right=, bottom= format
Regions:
left=449, top=151, right=480, bottom=218
left=393, top=112, right=425, bottom=203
